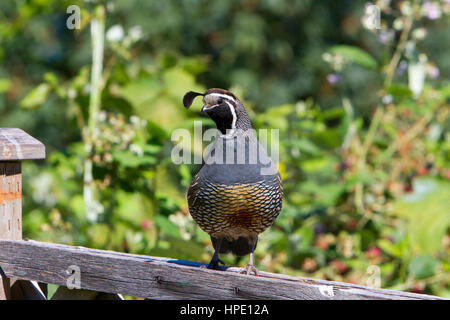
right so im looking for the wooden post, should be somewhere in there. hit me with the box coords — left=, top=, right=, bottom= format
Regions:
left=0, top=128, right=45, bottom=299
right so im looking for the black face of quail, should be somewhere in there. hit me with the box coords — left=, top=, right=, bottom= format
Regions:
left=203, top=103, right=234, bottom=135
left=184, top=88, right=251, bottom=135
left=183, top=88, right=283, bottom=275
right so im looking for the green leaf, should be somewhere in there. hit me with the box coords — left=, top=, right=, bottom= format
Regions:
left=329, top=45, right=377, bottom=69
left=312, top=128, right=343, bottom=148
left=180, top=56, right=208, bottom=75
left=162, top=67, right=203, bottom=102
left=294, top=139, right=321, bottom=155
left=345, top=170, right=374, bottom=187
left=294, top=226, right=314, bottom=250
left=116, top=192, right=153, bottom=225
left=150, top=237, right=205, bottom=261
left=386, top=84, right=413, bottom=97
left=112, top=150, right=157, bottom=168
left=256, top=104, right=293, bottom=130
left=87, top=224, right=109, bottom=247
left=118, top=76, right=162, bottom=108
left=300, top=181, right=343, bottom=206
left=377, top=239, right=403, bottom=258
left=44, top=72, right=58, bottom=86
left=0, top=78, right=11, bottom=93
left=302, top=157, right=329, bottom=172
left=20, top=83, right=51, bottom=109
left=321, top=107, right=345, bottom=120
left=391, top=178, right=450, bottom=254
left=408, top=255, right=438, bottom=279
left=155, top=215, right=180, bottom=238
left=439, top=84, right=450, bottom=99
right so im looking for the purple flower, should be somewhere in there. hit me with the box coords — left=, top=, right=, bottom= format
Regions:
left=378, top=29, right=395, bottom=44
left=396, top=60, right=408, bottom=75
left=427, top=65, right=440, bottom=79
left=326, top=73, right=341, bottom=85
left=423, top=1, right=441, bottom=20
left=314, top=223, right=326, bottom=234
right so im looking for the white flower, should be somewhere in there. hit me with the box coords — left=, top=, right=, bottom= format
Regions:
left=399, top=1, right=413, bottom=16
left=382, top=94, right=393, bottom=104
left=408, top=54, right=427, bottom=98
left=97, top=110, right=107, bottom=122
left=31, top=173, right=56, bottom=207
left=130, top=115, right=140, bottom=125
left=67, top=88, right=77, bottom=99
left=322, top=52, right=333, bottom=63
left=106, top=24, right=124, bottom=42
left=130, top=144, right=144, bottom=157
left=412, top=28, right=427, bottom=40
left=129, top=25, right=143, bottom=42
left=393, top=18, right=403, bottom=30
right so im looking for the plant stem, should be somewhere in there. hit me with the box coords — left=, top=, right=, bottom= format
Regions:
left=83, top=5, right=105, bottom=222
left=354, top=107, right=383, bottom=218
left=384, top=15, right=413, bottom=87
left=355, top=12, right=415, bottom=224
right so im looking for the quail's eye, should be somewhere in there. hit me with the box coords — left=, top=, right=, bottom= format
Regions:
left=217, top=98, right=223, bottom=104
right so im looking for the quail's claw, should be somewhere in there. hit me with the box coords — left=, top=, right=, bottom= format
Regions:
left=207, top=257, right=225, bottom=270
left=241, top=264, right=259, bottom=276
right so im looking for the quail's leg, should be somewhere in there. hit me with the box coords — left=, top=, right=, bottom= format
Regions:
left=241, top=245, right=259, bottom=276
left=205, top=238, right=225, bottom=270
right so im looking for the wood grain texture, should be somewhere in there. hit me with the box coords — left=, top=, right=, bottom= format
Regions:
left=0, top=161, right=22, bottom=299
left=0, top=128, right=45, bottom=161
left=0, top=162, right=22, bottom=240
left=0, top=240, right=445, bottom=300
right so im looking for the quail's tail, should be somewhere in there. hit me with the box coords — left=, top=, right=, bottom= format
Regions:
left=211, top=236, right=258, bottom=256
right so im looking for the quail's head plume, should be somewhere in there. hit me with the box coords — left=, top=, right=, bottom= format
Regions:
left=183, top=88, right=283, bottom=275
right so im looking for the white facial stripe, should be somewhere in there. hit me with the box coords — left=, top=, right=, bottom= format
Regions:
left=208, top=93, right=237, bottom=104
left=224, top=101, right=237, bottom=129
left=202, top=104, right=218, bottom=111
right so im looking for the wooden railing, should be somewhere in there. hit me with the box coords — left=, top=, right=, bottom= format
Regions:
left=0, top=128, right=445, bottom=300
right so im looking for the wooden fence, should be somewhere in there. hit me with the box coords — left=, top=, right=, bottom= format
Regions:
left=0, top=128, right=446, bottom=300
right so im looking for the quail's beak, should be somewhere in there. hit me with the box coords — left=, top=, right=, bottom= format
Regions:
left=201, top=105, right=209, bottom=112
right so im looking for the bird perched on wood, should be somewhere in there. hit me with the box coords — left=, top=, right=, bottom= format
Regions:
left=183, top=88, right=283, bottom=275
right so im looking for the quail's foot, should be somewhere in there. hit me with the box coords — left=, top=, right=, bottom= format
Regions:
left=205, top=258, right=225, bottom=270
left=241, top=264, right=259, bottom=276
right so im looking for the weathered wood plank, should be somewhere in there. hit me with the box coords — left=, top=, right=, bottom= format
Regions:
left=0, top=161, right=22, bottom=299
left=0, top=128, right=45, bottom=161
left=0, top=131, right=44, bottom=299
left=0, top=162, right=22, bottom=240
left=0, top=240, right=444, bottom=300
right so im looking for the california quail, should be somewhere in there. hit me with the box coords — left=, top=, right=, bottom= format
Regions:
left=183, top=88, right=283, bottom=275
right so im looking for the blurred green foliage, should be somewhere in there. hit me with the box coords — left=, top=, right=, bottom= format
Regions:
left=0, top=0, right=449, bottom=298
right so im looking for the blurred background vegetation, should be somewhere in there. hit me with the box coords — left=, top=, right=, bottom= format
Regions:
left=0, top=0, right=449, bottom=298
